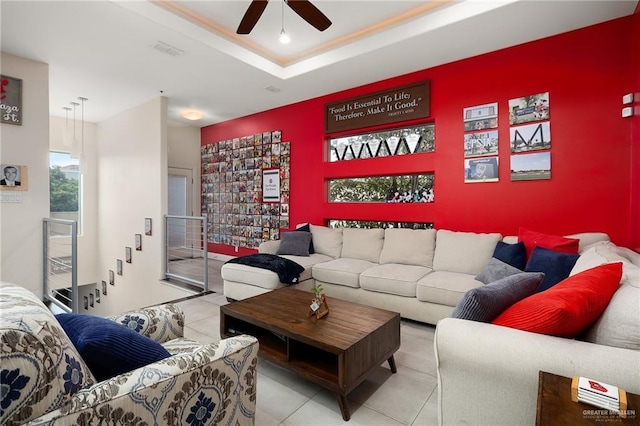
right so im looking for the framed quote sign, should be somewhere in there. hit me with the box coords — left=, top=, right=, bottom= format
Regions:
left=1, top=75, right=22, bottom=125
left=325, top=81, right=430, bottom=133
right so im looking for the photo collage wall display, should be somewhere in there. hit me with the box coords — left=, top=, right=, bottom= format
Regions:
left=509, top=92, right=551, bottom=181
left=201, top=130, right=291, bottom=249
left=462, top=93, right=552, bottom=183
left=463, top=102, right=499, bottom=183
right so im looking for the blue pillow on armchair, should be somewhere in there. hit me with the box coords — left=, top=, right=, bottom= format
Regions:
left=525, top=246, right=580, bottom=292
left=56, top=313, right=171, bottom=381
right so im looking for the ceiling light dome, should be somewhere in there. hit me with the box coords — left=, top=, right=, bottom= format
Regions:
left=181, top=110, right=204, bottom=120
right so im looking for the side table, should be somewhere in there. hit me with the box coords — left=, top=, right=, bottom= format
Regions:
left=536, top=371, right=639, bottom=425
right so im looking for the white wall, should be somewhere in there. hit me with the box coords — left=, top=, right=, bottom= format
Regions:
left=49, top=116, right=99, bottom=285
left=92, top=97, right=191, bottom=315
left=0, top=53, right=50, bottom=296
left=168, top=124, right=201, bottom=217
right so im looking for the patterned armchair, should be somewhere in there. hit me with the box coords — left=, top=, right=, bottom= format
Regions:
left=0, top=283, right=258, bottom=425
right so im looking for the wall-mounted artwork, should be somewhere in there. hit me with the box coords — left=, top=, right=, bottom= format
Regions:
left=201, top=130, right=290, bottom=249
left=0, top=164, right=27, bottom=190
left=511, top=152, right=551, bottom=181
left=509, top=92, right=550, bottom=125
left=463, top=102, right=498, bottom=132
left=464, top=130, right=498, bottom=158
left=510, top=121, right=551, bottom=153
left=1, top=75, right=22, bottom=125
left=465, top=157, right=499, bottom=183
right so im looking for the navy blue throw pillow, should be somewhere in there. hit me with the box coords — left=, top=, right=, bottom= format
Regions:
left=56, top=313, right=171, bottom=381
left=525, top=246, right=580, bottom=292
left=493, top=241, right=527, bottom=270
left=293, top=223, right=314, bottom=254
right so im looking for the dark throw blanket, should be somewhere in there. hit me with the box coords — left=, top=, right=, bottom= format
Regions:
left=226, top=254, right=305, bottom=285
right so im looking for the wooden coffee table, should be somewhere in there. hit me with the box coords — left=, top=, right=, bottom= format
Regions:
left=220, top=287, right=401, bottom=421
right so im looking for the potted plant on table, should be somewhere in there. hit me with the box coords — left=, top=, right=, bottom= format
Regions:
left=309, top=284, right=329, bottom=319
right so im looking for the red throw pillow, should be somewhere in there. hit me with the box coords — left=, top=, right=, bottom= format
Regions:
left=492, top=262, right=622, bottom=338
left=518, top=227, right=579, bottom=259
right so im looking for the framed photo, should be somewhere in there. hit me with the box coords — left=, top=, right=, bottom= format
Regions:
left=109, top=270, right=115, bottom=285
left=117, top=259, right=123, bottom=275
left=135, top=234, right=142, bottom=251
left=0, top=75, right=22, bottom=125
left=145, top=218, right=152, bottom=236
left=0, top=164, right=28, bottom=191
left=262, top=169, right=280, bottom=202
left=95, top=288, right=101, bottom=303
left=125, top=247, right=132, bottom=263
left=102, top=280, right=107, bottom=294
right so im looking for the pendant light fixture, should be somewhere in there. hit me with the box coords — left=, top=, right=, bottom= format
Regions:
left=279, top=0, right=290, bottom=44
left=62, top=106, right=72, bottom=147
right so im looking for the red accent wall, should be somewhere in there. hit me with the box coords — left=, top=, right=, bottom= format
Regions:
left=202, top=17, right=635, bottom=256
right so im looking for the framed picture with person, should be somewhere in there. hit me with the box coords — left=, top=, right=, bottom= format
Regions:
left=0, top=164, right=27, bottom=190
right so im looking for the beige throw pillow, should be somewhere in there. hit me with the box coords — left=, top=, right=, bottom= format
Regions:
left=379, top=228, right=436, bottom=267
left=309, top=225, right=343, bottom=258
left=340, top=228, right=384, bottom=263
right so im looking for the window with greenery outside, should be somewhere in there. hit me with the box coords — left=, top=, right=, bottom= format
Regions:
left=329, top=174, right=434, bottom=203
left=49, top=152, right=80, bottom=235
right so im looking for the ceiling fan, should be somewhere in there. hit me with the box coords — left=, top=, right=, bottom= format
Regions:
left=237, top=0, right=332, bottom=35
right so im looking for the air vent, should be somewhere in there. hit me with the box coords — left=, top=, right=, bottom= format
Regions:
left=265, top=85, right=282, bottom=93
left=153, top=41, right=184, bottom=57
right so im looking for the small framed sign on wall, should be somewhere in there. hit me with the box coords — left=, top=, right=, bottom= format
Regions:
left=1, top=75, right=23, bottom=125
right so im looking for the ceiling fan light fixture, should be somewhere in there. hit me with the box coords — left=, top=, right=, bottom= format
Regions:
left=279, top=28, right=291, bottom=44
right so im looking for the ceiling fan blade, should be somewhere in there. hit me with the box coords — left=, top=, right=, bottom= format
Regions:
left=286, top=0, right=332, bottom=32
left=237, top=0, right=269, bottom=34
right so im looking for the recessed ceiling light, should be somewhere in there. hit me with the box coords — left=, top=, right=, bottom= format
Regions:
left=181, top=110, right=204, bottom=120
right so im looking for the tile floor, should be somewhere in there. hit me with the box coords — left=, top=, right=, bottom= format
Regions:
left=171, top=259, right=439, bottom=426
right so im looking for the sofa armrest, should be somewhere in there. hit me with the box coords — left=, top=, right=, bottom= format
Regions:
left=258, top=240, right=280, bottom=254
left=108, top=303, right=184, bottom=343
left=434, top=318, right=640, bottom=426
left=28, top=335, right=259, bottom=425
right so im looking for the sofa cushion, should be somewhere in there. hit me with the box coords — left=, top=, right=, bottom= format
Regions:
left=572, top=242, right=640, bottom=350
left=277, top=231, right=312, bottom=256
left=294, top=223, right=315, bottom=253
left=452, top=272, right=544, bottom=322
left=492, top=241, right=527, bottom=270
left=379, top=228, right=436, bottom=267
left=432, top=230, right=502, bottom=275
left=312, top=258, right=375, bottom=288
left=360, top=264, right=431, bottom=297
left=0, top=283, right=96, bottom=425
left=310, top=225, right=343, bottom=258
left=56, top=313, right=172, bottom=381
left=524, top=246, right=580, bottom=292
left=475, top=258, right=523, bottom=284
left=492, top=263, right=623, bottom=338
left=341, top=228, right=384, bottom=263
left=518, top=227, right=579, bottom=259
left=416, top=271, right=483, bottom=307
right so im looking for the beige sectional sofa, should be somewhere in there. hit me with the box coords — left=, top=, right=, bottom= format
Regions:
left=221, top=225, right=609, bottom=324
left=435, top=240, right=640, bottom=425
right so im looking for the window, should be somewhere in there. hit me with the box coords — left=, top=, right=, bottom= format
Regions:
left=49, top=152, right=81, bottom=234
left=328, top=123, right=435, bottom=162
left=328, top=220, right=433, bottom=229
left=329, top=173, right=434, bottom=203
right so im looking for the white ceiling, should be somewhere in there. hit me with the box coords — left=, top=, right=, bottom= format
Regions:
left=1, top=0, right=636, bottom=127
